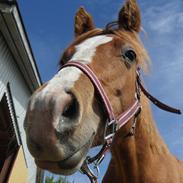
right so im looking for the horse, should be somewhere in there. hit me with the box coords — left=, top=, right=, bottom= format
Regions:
left=24, top=0, right=183, bottom=182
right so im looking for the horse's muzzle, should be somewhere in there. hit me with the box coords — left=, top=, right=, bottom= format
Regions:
left=24, top=89, right=80, bottom=161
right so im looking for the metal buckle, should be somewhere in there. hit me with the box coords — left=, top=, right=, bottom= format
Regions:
left=104, top=119, right=117, bottom=141
left=83, top=156, right=100, bottom=178
left=128, top=106, right=142, bottom=136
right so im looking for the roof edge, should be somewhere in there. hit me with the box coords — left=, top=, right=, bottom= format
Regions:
left=0, top=0, right=42, bottom=92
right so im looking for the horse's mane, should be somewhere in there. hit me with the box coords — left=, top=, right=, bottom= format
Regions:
left=60, top=25, right=150, bottom=72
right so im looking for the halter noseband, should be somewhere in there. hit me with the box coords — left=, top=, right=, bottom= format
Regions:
left=61, top=61, right=181, bottom=183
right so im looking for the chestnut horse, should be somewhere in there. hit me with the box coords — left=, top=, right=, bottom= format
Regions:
left=24, top=0, right=183, bottom=182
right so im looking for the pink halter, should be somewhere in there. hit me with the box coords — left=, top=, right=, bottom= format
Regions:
left=61, top=60, right=181, bottom=183
left=62, top=61, right=141, bottom=139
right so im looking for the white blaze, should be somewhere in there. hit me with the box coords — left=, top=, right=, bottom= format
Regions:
left=35, top=35, right=113, bottom=101
left=71, top=35, right=113, bottom=63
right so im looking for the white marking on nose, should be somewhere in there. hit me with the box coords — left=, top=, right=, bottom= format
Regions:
left=34, top=67, right=82, bottom=98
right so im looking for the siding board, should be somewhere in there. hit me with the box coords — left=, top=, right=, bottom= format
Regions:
left=0, top=31, right=37, bottom=183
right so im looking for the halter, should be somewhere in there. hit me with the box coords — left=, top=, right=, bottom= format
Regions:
left=62, top=61, right=181, bottom=183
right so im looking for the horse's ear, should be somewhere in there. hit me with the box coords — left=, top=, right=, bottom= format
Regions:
left=74, top=7, right=95, bottom=37
left=118, top=0, right=141, bottom=32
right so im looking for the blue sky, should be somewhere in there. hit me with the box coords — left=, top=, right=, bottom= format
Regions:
left=18, top=0, right=183, bottom=182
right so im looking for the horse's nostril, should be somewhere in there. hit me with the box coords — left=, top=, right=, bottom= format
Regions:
left=62, top=97, right=79, bottom=119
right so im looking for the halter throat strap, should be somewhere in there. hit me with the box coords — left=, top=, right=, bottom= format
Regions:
left=136, top=70, right=181, bottom=114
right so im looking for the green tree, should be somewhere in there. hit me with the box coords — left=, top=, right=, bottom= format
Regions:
left=45, top=176, right=73, bottom=183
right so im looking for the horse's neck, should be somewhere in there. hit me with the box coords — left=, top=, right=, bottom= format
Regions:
left=103, top=94, right=183, bottom=183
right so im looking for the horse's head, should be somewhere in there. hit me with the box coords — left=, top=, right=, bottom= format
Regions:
left=24, top=0, right=148, bottom=175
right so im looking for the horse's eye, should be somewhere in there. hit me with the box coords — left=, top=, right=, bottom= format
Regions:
left=123, top=49, right=136, bottom=63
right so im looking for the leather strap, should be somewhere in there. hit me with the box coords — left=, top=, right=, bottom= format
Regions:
left=136, top=71, right=181, bottom=115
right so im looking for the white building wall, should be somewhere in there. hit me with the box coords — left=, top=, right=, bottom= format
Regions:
left=0, top=32, right=37, bottom=183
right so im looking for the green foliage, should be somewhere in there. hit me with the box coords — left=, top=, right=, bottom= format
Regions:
left=45, top=176, right=73, bottom=183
